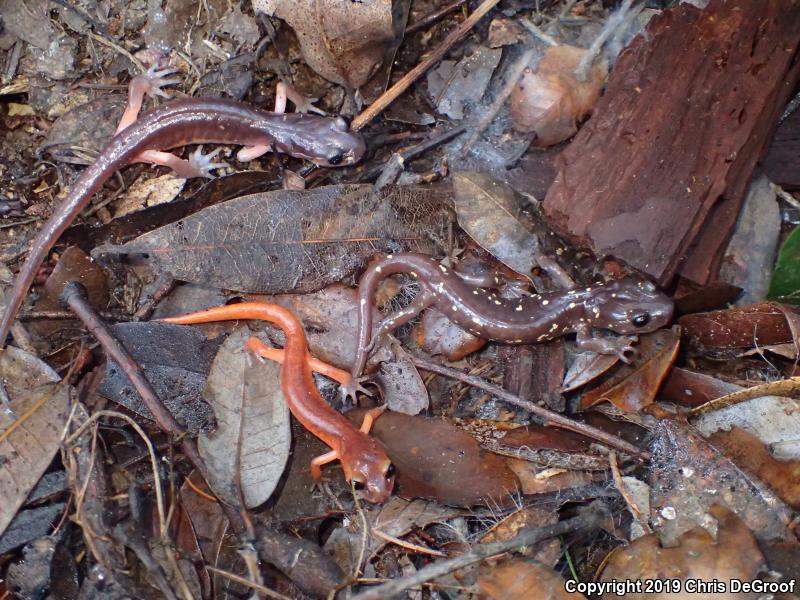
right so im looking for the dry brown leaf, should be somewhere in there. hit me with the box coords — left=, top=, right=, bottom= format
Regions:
left=199, top=327, right=291, bottom=508
left=478, top=559, right=584, bottom=600
left=599, top=505, right=766, bottom=599
left=462, top=419, right=610, bottom=471
left=579, top=328, right=680, bottom=412
left=417, top=306, right=487, bottom=361
left=678, top=302, right=798, bottom=349
left=349, top=410, right=520, bottom=507
left=0, top=347, right=68, bottom=538
left=510, top=45, right=608, bottom=146
left=505, top=459, right=602, bottom=496
left=253, top=0, right=396, bottom=88
left=707, top=427, right=800, bottom=509
left=560, top=351, right=619, bottom=393
left=452, top=171, right=577, bottom=283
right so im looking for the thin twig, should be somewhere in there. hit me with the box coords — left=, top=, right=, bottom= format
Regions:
left=688, top=376, right=800, bottom=417
left=371, top=529, right=447, bottom=557
left=18, top=309, right=130, bottom=322
left=205, top=566, right=291, bottom=600
left=133, top=277, right=177, bottom=321
left=410, top=355, right=649, bottom=459
left=608, top=450, right=651, bottom=535
left=365, top=126, right=468, bottom=187
left=352, top=0, right=502, bottom=131
left=406, top=0, right=468, bottom=35
left=59, top=281, right=246, bottom=533
left=87, top=32, right=146, bottom=73
left=351, top=501, right=609, bottom=600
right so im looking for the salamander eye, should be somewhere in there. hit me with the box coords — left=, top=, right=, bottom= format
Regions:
left=385, top=464, right=396, bottom=479
left=632, top=313, right=651, bottom=328
left=327, top=152, right=344, bottom=166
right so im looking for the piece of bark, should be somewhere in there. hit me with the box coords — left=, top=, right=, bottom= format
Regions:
left=499, top=342, right=565, bottom=413
left=762, top=105, right=800, bottom=190
left=543, top=0, right=800, bottom=286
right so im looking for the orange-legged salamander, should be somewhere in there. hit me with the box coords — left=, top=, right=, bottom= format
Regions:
left=348, top=252, right=674, bottom=395
left=162, top=302, right=394, bottom=503
left=0, top=70, right=365, bottom=348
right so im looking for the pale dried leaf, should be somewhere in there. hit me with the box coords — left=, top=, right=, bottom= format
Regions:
left=453, top=171, right=539, bottom=279
left=427, top=47, right=502, bottom=120
left=0, top=379, right=69, bottom=538
left=114, top=173, right=186, bottom=218
left=199, top=328, right=291, bottom=508
left=94, top=184, right=450, bottom=294
left=561, top=351, right=619, bottom=392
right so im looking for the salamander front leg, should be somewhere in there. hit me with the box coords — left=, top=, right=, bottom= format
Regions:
left=246, top=337, right=370, bottom=397
left=274, top=81, right=326, bottom=116
left=359, top=405, right=388, bottom=434
left=237, top=81, right=327, bottom=162
left=575, top=322, right=638, bottom=363
left=310, top=450, right=340, bottom=480
left=115, top=65, right=181, bottom=135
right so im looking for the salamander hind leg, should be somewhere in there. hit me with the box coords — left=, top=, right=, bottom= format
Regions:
left=365, top=290, right=435, bottom=353
left=135, top=146, right=228, bottom=178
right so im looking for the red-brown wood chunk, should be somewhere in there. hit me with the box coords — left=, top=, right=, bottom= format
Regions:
left=543, top=0, right=800, bottom=285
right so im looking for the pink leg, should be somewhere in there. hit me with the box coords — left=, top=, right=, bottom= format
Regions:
left=359, top=405, right=388, bottom=434
left=310, top=450, right=339, bottom=480
left=136, top=147, right=228, bottom=179
left=237, top=81, right=325, bottom=163
left=237, top=145, right=273, bottom=162
left=114, top=66, right=227, bottom=178
left=115, top=66, right=181, bottom=135
left=275, top=81, right=326, bottom=115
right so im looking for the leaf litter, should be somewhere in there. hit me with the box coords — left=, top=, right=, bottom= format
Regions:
left=2, top=0, right=800, bottom=597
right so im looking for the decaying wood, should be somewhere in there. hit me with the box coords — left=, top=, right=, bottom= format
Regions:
left=543, top=0, right=800, bottom=285
left=762, top=106, right=800, bottom=190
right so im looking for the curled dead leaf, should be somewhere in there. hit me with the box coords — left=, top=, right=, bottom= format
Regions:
left=510, top=45, right=608, bottom=146
left=579, top=328, right=680, bottom=412
left=253, top=0, right=397, bottom=89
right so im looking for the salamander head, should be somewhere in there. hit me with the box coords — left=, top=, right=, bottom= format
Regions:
left=584, top=278, right=673, bottom=335
left=273, top=114, right=365, bottom=167
left=340, top=440, right=395, bottom=503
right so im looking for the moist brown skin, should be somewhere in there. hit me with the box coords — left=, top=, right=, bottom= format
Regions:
left=0, top=99, right=365, bottom=348
left=349, top=252, right=675, bottom=390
